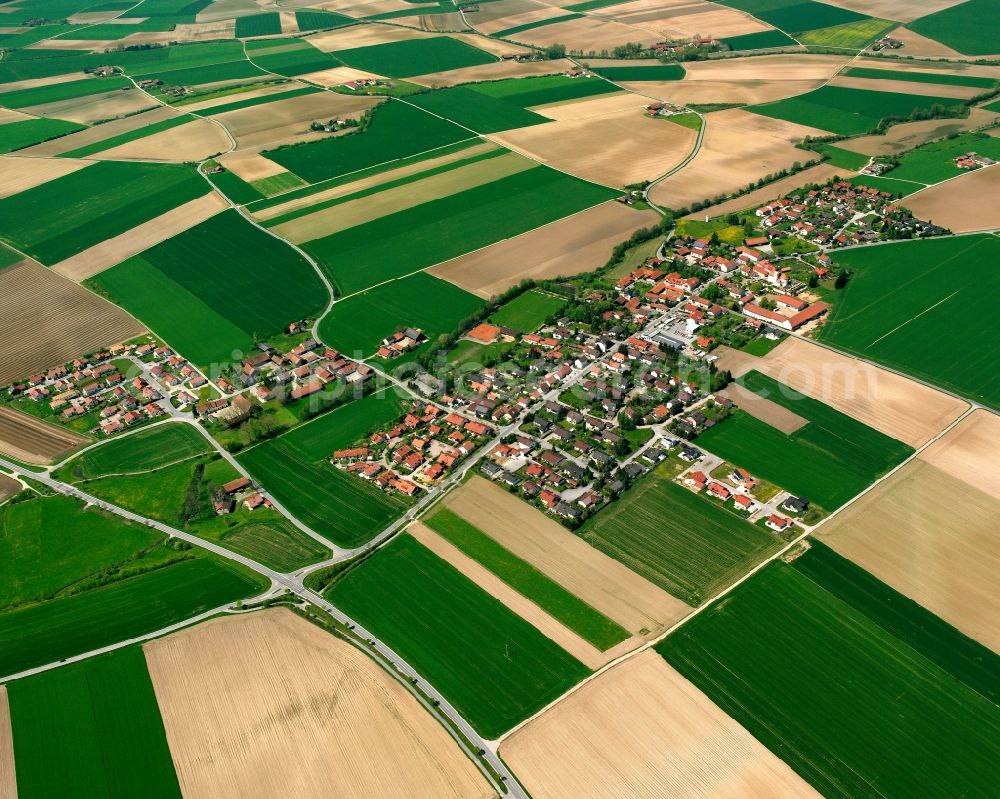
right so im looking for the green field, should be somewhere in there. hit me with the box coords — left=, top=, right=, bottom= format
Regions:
left=206, top=167, right=265, bottom=203
left=877, top=131, right=1000, bottom=184
left=470, top=74, right=620, bottom=108
left=749, top=85, right=965, bottom=135
left=717, top=0, right=870, bottom=33
left=816, top=142, right=869, bottom=169
left=235, top=12, right=281, bottom=38
left=274, top=392, right=405, bottom=461
left=327, top=534, right=590, bottom=737
left=60, top=115, right=194, bottom=158
left=238, top=438, right=406, bottom=547
left=304, top=165, right=618, bottom=294
left=658, top=559, right=1000, bottom=799
left=842, top=66, right=998, bottom=89
left=908, top=0, right=1000, bottom=56
left=847, top=173, right=924, bottom=196
left=8, top=647, right=181, bottom=799
left=406, top=86, right=549, bottom=133
left=0, top=556, right=266, bottom=676
left=592, top=65, right=685, bottom=81
left=797, top=17, right=895, bottom=48
left=0, top=160, right=208, bottom=265
left=333, top=36, right=495, bottom=77
left=720, top=28, right=797, bottom=50
left=0, top=117, right=83, bottom=153
left=137, top=60, right=266, bottom=88
left=425, top=507, right=628, bottom=650
left=89, top=210, right=326, bottom=367
left=0, top=494, right=164, bottom=610
left=0, top=75, right=131, bottom=108
left=245, top=38, right=340, bottom=76
left=489, top=289, right=565, bottom=332
left=819, top=235, right=1000, bottom=408
left=294, top=8, right=355, bottom=31
left=56, top=423, right=212, bottom=482
left=696, top=371, right=912, bottom=509
left=495, top=13, right=581, bottom=38
left=580, top=471, right=783, bottom=605
left=317, top=272, right=485, bottom=354
left=250, top=172, right=305, bottom=195
left=264, top=101, right=471, bottom=184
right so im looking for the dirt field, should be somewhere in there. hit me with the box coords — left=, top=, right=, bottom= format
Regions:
left=0, top=155, right=91, bottom=198
left=430, top=202, right=658, bottom=297
left=837, top=108, right=998, bottom=156
left=650, top=109, right=827, bottom=210
left=477, top=6, right=570, bottom=35
left=887, top=26, right=970, bottom=58
left=410, top=58, right=572, bottom=89
left=92, top=117, right=231, bottom=161
left=604, top=1, right=769, bottom=39
left=296, top=65, right=385, bottom=87
left=0, top=406, right=87, bottom=464
left=851, top=56, right=1000, bottom=80
left=218, top=150, right=289, bottom=181
left=0, top=686, right=14, bottom=799
left=903, top=165, right=1000, bottom=232
left=825, top=0, right=965, bottom=22
left=197, top=0, right=261, bottom=23
left=274, top=152, right=537, bottom=242
left=408, top=523, right=617, bottom=669
left=725, top=381, right=807, bottom=434
left=22, top=89, right=157, bottom=125
left=490, top=94, right=695, bottom=187
left=307, top=21, right=435, bottom=51
left=827, top=74, right=980, bottom=100
left=182, top=82, right=303, bottom=112
left=681, top=163, right=843, bottom=218
left=0, top=259, right=145, bottom=390
left=450, top=32, right=532, bottom=57
left=819, top=420, right=1000, bottom=652
left=443, top=477, right=689, bottom=635
left=145, top=609, right=496, bottom=799
left=642, top=78, right=821, bottom=106
left=502, top=15, right=661, bottom=52
left=0, top=108, right=31, bottom=125
left=20, top=107, right=180, bottom=156
left=714, top=336, right=967, bottom=447
left=51, top=193, right=229, bottom=281
left=216, top=92, right=380, bottom=150
left=0, top=473, right=22, bottom=503
left=920, top=409, right=1000, bottom=499
left=501, top=650, right=822, bottom=799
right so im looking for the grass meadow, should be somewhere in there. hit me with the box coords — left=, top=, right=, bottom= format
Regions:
left=580, top=470, right=782, bottom=606
left=659, top=559, right=1000, bottom=799
left=275, top=391, right=405, bottom=461
left=0, top=117, right=82, bottom=153
left=327, top=534, right=590, bottom=738
left=489, top=289, right=566, bottom=332
left=696, top=371, right=913, bottom=509
left=819, top=235, right=1000, bottom=408
left=8, top=646, right=180, bottom=799
left=332, top=37, right=495, bottom=78
left=879, top=132, right=1000, bottom=184
left=908, top=0, right=1000, bottom=56
left=425, top=507, right=629, bottom=650
left=55, top=424, right=211, bottom=481
left=235, top=12, right=280, bottom=38
left=796, top=18, right=894, bottom=48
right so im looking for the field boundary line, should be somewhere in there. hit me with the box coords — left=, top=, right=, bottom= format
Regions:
left=867, top=289, right=959, bottom=347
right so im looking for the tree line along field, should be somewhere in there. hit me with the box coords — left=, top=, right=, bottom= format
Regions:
left=318, top=271, right=485, bottom=355
left=424, top=507, right=629, bottom=651
left=305, top=165, right=619, bottom=295
left=470, top=74, right=620, bottom=108
left=658, top=549, right=1000, bottom=799
left=0, top=118, right=83, bottom=154
left=88, top=210, right=327, bottom=369
left=264, top=101, right=472, bottom=184
left=327, top=534, right=591, bottom=738
left=331, top=37, right=496, bottom=78
left=580, top=470, right=784, bottom=606
left=820, top=235, right=1000, bottom=409
left=748, top=85, right=966, bottom=136
left=7, top=646, right=181, bottom=799
left=908, top=0, right=1000, bottom=56
left=0, top=161, right=210, bottom=266
left=696, top=371, right=913, bottom=510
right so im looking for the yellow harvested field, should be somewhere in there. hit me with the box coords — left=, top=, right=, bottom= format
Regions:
left=502, top=650, right=822, bottom=799
left=682, top=163, right=844, bottom=219
left=0, top=406, right=88, bottom=465
left=0, top=686, right=14, bottom=799
left=410, top=57, right=572, bottom=88
left=296, top=65, right=385, bottom=87
left=819, top=413, right=1000, bottom=651
left=726, top=381, right=807, bottom=434
left=145, top=609, right=496, bottom=799
left=308, top=21, right=435, bottom=51
left=827, top=74, right=980, bottom=99
left=0, top=155, right=90, bottom=198
left=903, top=165, right=1000, bottom=233
left=91, top=117, right=231, bottom=161
left=650, top=109, right=827, bottom=210
left=254, top=141, right=496, bottom=220
left=491, top=94, right=695, bottom=187
left=715, top=336, right=967, bottom=448
left=504, top=15, right=661, bottom=52
left=431, top=202, right=658, bottom=297
left=51, top=192, right=228, bottom=281
left=215, top=92, right=380, bottom=150
left=409, top=523, right=616, bottom=669
left=887, top=26, right=971, bottom=58
left=218, top=149, right=288, bottom=181
left=824, top=0, right=963, bottom=23
left=22, top=88, right=157, bottom=125
left=836, top=107, right=997, bottom=156
left=274, top=153, right=538, bottom=243
left=0, top=259, right=145, bottom=390
left=443, top=477, right=688, bottom=635
left=19, top=107, right=179, bottom=156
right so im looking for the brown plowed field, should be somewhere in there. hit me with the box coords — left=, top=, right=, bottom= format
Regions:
left=501, top=650, right=822, bottom=799
left=410, top=58, right=572, bottom=89
left=725, top=381, right=807, bottom=434
left=22, top=89, right=157, bottom=125
left=824, top=0, right=965, bottom=23
left=0, top=473, right=22, bottom=503
left=144, top=609, right=496, bottom=799
left=430, top=202, right=659, bottom=297
left=680, top=163, right=843, bottom=219
left=0, top=407, right=87, bottom=464
left=93, top=118, right=231, bottom=161
left=903, top=165, right=1000, bottom=233
left=0, top=259, right=145, bottom=389
left=0, top=155, right=90, bottom=199
left=21, top=106, right=180, bottom=156
left=836, top=107, right=997, bottom=156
